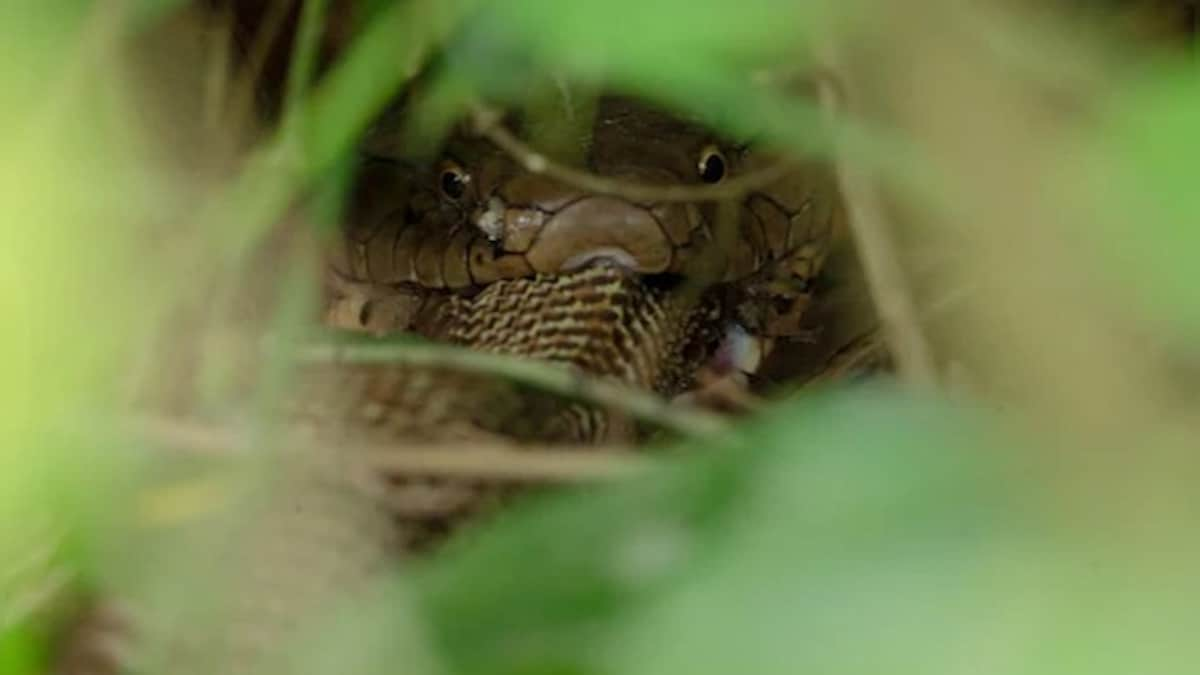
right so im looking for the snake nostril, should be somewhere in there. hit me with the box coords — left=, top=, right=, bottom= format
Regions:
left=560, top=247, right=639, bottom=272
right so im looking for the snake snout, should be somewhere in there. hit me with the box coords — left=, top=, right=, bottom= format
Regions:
left=474, top=173, right=699, bottom=276
left=523, top=196, right=675, bottom=274
left=473, top=196, right=677, bottom=275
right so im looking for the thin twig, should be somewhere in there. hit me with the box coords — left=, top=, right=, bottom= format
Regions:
left=130, top=414, right=651, bottom=484
left=204, top=0, right=477, bottom=266
left=362, top=446, right=646, bottom=483
left=805, top=328, right=891, bottom=385
left=201, top=3, right=235, bottom=135
left=282, top=0, right=330, bottom=130
left=812, top=66, right=939, bottom=386
left=920, top=279, right=980, bottom=320
left=224, top=0, right=297, bottom=130
left=679, top=197, right=740, bottom=303
left=471, top=106, right=796, bottom=203
left=0, top=525, right=72, bottom=632
left=1, top=567, right=74, bottom=633
left=293, top=340, right=729, bottom=437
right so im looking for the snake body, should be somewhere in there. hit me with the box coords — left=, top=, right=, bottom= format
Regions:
left=293, top=261, right=725, bottom=554
left=53, top=97, right=842, bottom=674
left=301, top=263, right=723, bottom=446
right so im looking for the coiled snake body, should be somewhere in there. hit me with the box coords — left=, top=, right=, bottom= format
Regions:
left=53, top=97, right=843, bottom=674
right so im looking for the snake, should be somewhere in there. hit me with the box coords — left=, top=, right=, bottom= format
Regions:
left=51, top=96, right=844, bottom=674
left=325, top=96, right=842, bottom=340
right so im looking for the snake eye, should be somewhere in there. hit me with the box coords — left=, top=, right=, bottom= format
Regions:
left=438, top=161, right=470, bottom=200
left=697, top=145, right=727, bottom=183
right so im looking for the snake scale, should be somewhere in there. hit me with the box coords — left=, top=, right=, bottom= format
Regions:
left=52, top=96, right=843, bottom=674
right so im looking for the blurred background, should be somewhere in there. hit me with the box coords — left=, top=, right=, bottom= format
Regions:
left=2, top=0, right=1199, bottom=673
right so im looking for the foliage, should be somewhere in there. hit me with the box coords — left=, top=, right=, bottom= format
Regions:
left=2, top=1, right=1199, bottom=673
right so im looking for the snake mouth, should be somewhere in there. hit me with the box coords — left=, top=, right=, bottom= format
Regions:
left=476, top=193, right=688, bottom=277
left=559, top=246, right=641, bottom=272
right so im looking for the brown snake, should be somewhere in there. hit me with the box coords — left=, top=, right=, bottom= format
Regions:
left=326, top=96, right=842, bottom=340
left=53, top=97, right=843, bottom=674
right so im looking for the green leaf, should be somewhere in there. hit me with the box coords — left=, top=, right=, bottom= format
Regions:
left=1087, top=64, right=1200, bottom=334
left=420, top=386, right=1200, bottom=675
left=0, top=625, right=41, bottom=675
left=436, top=0, right=896, bottom=173
left=417, top=387, right=1014, bottom=674
left=604, top=392, right=1022, bottom=675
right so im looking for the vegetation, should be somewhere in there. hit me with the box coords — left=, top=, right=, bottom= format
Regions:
left=2, top=1, right=1198, bottom=673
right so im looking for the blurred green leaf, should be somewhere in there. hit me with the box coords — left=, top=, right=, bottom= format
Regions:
left=283, top=0, right=333, bottom=128
left=208, top=0, right=477, bottom=263
left=0, top=3, right=167, bottom=651
left=457, top=0, right=818, bottom=78
left=415, top=417, right=754, bottom=673
left=286, top=581, right=447, bottom=675
left=435, top=0, right=903, bottom=176
left=133, top=0, right=190, bottom=24
left=604, top=395, right=1019, bottom=675
left=1088, top=64, right=1200, bottom=334
left=420, top=385, right=1200, bottom=675
left=0, top=625, right=40, bottom=675
left=0, top=4, right=89, bottom=106
left=418, top=387, right=1017, bottom=674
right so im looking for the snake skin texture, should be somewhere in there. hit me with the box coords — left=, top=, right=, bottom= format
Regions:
left=303, top=263, right=723, bottom=443
left=296, top=262, right=724, bottom=547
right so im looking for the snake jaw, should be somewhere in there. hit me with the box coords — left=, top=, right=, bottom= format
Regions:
left=560, top=246, right=640, bottom=272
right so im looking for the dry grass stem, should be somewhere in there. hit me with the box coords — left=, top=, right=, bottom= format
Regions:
left=295, top=340, right=729, bottom=437
left=131, top=414, right=652, bottom=484
left=813, top=68, right=938, bottom=387
left=471, top=106, right=797, bottom=203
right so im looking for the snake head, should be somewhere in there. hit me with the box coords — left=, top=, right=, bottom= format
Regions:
left=332, top=96, right=842, bottom=347
left=469, top=170, right=703, bottom=276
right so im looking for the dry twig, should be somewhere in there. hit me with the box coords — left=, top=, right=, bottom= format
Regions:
left=131, top=414, right=651, bottom=484
left=812, top=67, right=939, bottom=386
left=471, top=106, right=796, bottom=203
left=805, top=328, right=890, bottom=385
left=223, top=0, right=297, bottom=130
